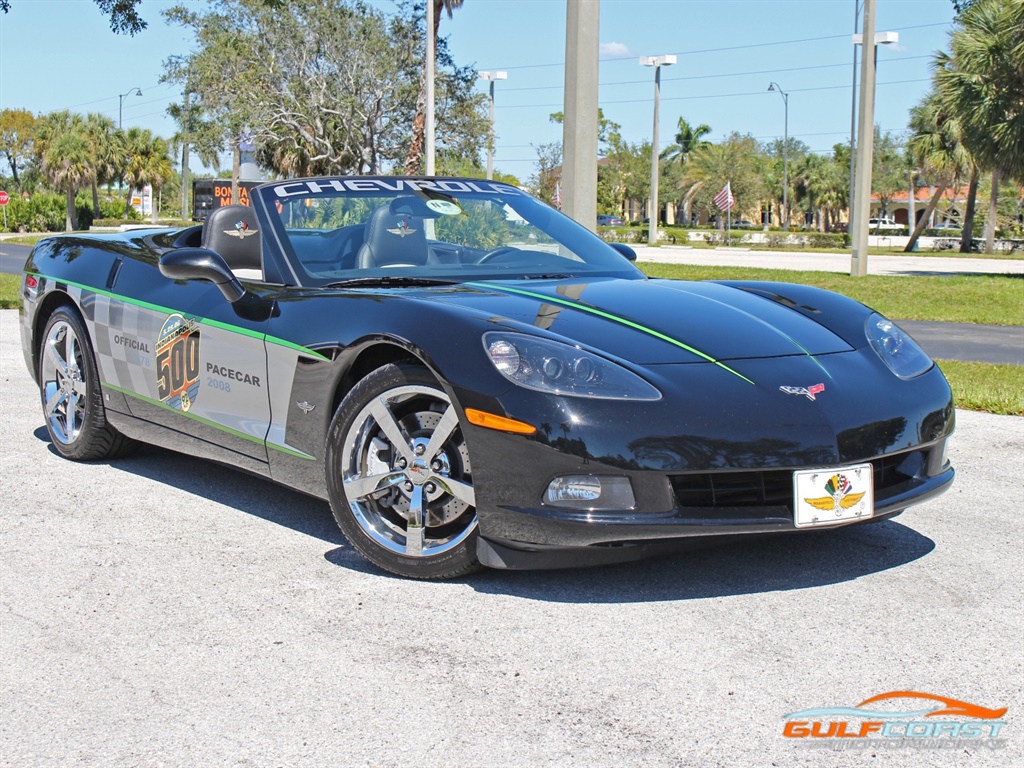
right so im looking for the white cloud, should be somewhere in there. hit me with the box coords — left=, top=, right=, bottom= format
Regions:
left=600, top=42, right=632, bottom=57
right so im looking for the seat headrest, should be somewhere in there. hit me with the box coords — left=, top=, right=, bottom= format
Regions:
left=202, top=204, right=262, bottom=272
left=356, top=199, right=429, bottom=269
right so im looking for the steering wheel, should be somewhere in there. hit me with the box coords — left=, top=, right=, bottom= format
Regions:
left=477, top=246, right=520, bottom=264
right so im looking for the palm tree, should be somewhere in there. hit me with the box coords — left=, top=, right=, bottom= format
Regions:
left=935, top=0, right=1024, bottom=252
left=122, top=127, right=173, bottom=221
left=661, top=117, right=711, bottom=167
left=904, top=93, right=972, bottom=252
left=35, top=111, right=94, bottom=231
left=404, top=0, right=464, bottom=174
left=662, top=117, right=711, bottom=224
left=84, top=113, right=124, bottom=220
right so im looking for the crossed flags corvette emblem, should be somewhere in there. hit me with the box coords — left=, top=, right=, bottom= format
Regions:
left=225, top=220, right=258, bottom=239
left=780, top=383, right=825, bottom=401
left=387, top=219, right=417, bottom=237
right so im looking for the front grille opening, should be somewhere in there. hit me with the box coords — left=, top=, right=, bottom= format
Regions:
left=669, top=448, right=930, bottom=519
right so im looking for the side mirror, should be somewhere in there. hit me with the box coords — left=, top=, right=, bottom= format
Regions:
left=609, top=242, right=637, bottom=262
left=159, top=248, right=246, bottom=303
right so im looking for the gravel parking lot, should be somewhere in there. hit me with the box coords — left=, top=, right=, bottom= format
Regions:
left=1, top=308, right=1021, bottom=768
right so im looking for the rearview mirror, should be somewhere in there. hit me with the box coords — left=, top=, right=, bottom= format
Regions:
left=159, top=248, right=246, bottom=303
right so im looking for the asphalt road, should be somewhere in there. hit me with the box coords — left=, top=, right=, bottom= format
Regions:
left=1, top=310, right=1021, bottom=768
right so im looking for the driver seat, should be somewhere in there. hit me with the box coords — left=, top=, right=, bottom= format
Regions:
left=356, top=201, right=430, bottom=269
left=202, top=204, right=263, bottom=280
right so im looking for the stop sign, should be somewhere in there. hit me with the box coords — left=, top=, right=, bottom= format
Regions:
left=0, top=191, right=9, bottom=206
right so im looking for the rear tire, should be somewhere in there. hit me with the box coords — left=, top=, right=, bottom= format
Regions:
left=325, top=363, right=480, bottom=579
left=39, top=307, right=135, bottom=461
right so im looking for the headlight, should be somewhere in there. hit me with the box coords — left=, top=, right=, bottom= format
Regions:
left=866, top=313, right=933, bottom=379
left=483, top=332, right=661, bottom=400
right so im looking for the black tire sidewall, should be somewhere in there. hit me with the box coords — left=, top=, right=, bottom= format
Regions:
left=39, top=307, right=120, bottom=461
left=325, top=362, right=480, bottom=580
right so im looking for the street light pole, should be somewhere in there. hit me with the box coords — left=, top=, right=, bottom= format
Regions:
left=425, top=0, right=435, bottom=175
left=561, top=0, right=600, bottom=231
left=642, top=55, right=676, bottom=246
left=478, top=71, right=507, bottom=180
left=768, top=82, right=789, bottom=228
left=848, top=0, right=862, bottom=231
left=118, top=87, right=142, bottom=130
left=851, top=0, right=877, bottom=276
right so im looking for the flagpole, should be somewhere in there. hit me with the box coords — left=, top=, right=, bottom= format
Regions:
left=727, top=181, right=732, bottom=246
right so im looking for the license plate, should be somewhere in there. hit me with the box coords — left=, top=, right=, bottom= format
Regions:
left=793, top=464, right=874, bottom=528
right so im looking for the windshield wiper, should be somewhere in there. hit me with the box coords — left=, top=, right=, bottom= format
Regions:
left=517, top=273, right=574, bottom=280
left=324, top=276, right=461, bottom=289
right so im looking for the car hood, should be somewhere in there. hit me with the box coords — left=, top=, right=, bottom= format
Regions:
left=424, top=277, right=856, bottom=366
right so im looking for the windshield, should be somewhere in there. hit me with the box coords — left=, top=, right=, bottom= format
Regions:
left=256, top=177, right=644, bottom=285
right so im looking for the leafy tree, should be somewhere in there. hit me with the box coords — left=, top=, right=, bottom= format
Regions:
left=0, top=0, right=147, bottom=34
left=530, top=142, right=562, bottom=205
left=871, top=129, right=910, bottom=224
left=166, top=0, right=484, bottom=181
left=549, top=109, right=621, bottom=157
left=761, top=136, right=808, bottom=227
left=0, top=108, right=36, bottom=191
left=35, top=112, right=94, bottom=231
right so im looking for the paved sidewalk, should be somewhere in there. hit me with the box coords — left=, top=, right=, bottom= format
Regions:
left=633, top=244, right=1024, bottom=276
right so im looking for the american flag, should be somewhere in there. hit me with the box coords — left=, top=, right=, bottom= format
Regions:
left=713, top=182, right=734, bottom=211
left=553, top=182, right=562, bottom=209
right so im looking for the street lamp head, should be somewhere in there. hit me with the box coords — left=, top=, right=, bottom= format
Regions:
left=477, top=71, right=507, bottom=81
left=133, top=88, right=142, bottom=96
left=640, top=54, right=677, bottom=68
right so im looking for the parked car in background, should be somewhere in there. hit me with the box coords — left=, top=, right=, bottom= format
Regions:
left=733, top=220, right=756, bottom=228
left=597, top=214, right=625, bottom=227
left=868, top=217, right=903, bottom=232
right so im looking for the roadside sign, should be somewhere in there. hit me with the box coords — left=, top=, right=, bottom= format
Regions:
left=0, top=191, right=9, bottom=206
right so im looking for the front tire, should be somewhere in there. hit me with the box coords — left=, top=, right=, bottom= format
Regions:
left=39, top=307, right=134, bottom=461
left=326, top=363, right=480, bottom=579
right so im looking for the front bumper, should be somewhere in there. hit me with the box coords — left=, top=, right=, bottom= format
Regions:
left=475, top=441, right=953, bottom=568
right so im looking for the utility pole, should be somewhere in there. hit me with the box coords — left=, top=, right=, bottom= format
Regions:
left=478, top=71, right=508, bottom=180
left=425, top=0, right=436, bottom=175
left=180, top=91, right=191, bottom=221
left=642, top=55, right=676, bottom=245
left=850, top=0, right=876, bottom=277
left=561, top=0, right=600, bottom=232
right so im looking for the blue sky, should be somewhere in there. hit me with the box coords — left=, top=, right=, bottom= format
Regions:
left=0, top=0, right=958, bottom=181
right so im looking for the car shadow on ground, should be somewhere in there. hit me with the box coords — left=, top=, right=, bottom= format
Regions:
left=461, top=521, right=935, bottom=603
left=35, top=427, right=936, bottom=601
left=35, top=426, right=346, bottom=548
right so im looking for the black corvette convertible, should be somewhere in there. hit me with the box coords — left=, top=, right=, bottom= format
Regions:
left=19, top=177, right=954, bottom=578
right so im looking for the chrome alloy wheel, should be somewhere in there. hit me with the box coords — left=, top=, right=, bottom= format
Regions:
left=341, top=384, right=476, bottom=558
left=41, top=319, right=88, bottom=445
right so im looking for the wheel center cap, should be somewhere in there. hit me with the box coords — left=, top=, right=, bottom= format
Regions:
left=407, top=459, right=431, bottom=485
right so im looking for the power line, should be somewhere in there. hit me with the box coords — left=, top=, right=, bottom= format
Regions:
left=500, top=55, right=931, bottom=93
left=496, top=78, right=931, bottom=110
left=483, top=22, right=950, bottom=71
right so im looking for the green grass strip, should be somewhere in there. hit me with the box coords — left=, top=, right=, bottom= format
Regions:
left=30, top=272, right=329, bottom=360
left=467, top=281, right=755, bottom=385
left=103, top=381, right=316, bottom=460
left=935, top=360, right=1024, bottom=416
left=638, top=263, right=1024, bottom=327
